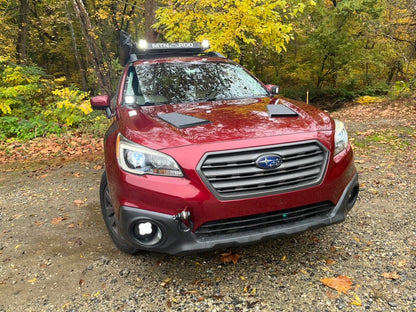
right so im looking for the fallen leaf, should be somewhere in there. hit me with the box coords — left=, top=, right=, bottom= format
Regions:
left=243, top=285, right=257, bottom=295
left=351, top=293, right=362, bottom=306
left=210, top=295, right=224, bottom=300
left=185, top=290, right=199, bottom=294
left=381, top=272, right=400, bottom=280
left=51, top=217, right=66, bottom=224
left=220, top=251, right=241, bottom=264
left=326, top=259, right=336, bottom=265
left=73, top=199, right=84, bottom=206
left=311, top=236, right=320, bottom=243
left=62, top=302, right=71, bottom=309
left=397, top=260, right=407, bottom=268
left=161, top=278, right=172, bottom=287
left=321, top=275, right=352, bottom=294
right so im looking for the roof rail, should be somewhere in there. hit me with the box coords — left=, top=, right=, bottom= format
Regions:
left=119, top=31, right=225, bottom=65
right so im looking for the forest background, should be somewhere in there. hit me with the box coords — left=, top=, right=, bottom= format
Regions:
left=1, top=0, right=415, bottom=140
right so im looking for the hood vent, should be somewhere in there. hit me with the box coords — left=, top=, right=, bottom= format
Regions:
left=158, top=112, right=211, bottom=129
left=267, top=104, right=298, bottom=117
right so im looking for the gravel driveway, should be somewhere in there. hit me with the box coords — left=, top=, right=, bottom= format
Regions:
left=0, top=101, right=415, bottom=311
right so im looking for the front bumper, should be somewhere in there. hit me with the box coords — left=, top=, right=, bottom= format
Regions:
left=118, top=173, right=359, bottom=255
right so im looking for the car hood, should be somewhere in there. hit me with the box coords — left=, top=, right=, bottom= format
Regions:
left=119, top=97, right=333, bottom=150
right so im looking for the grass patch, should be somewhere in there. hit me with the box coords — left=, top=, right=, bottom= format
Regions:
left=352, top=128, right=414, bottom=151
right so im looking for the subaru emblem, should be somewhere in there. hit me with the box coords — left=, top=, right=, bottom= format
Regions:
left=255, top=154, right=282, bottom=170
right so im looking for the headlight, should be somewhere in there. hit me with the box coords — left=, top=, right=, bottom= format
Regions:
left=116, top=134, right=183, bottom=177
left=334, top=119, right=348, bottom=155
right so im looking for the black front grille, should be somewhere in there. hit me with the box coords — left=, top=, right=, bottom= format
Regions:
left=195, top=201, right=333, bottom=237
left=197, top=140, right=328, bottom=200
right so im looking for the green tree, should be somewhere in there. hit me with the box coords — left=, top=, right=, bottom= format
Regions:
left=379, top=0, right=416, bottom=85
left=277, top=0, right=388, bottom=92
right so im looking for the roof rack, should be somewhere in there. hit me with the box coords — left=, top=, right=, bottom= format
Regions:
left=119, top=31, right=225, bottom=65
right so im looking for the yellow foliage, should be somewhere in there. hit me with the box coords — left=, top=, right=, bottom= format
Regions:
left=52, top=88, right=92, bottom=117
left=97, top=8, right=110, bottom=20
left=54, top=77, right=67, bottom=84
left=0, top=101, right=11, bottom=115
left=155, top=0, right=315, bottom=57
left=355, top=96, right=383, bottom=105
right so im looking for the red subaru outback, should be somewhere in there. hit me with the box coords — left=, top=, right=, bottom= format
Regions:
left=91, top=34, right=359, bottom=255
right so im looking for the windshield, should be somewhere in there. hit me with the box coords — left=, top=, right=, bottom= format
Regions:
left=123, top=61, right=268, bottom=106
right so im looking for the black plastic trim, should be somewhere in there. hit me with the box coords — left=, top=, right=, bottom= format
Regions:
left=267, top=104, right=299, bottom=117
left=158, top=112, right=211, bottom=129
left=117, top=173, right=358, bottom=255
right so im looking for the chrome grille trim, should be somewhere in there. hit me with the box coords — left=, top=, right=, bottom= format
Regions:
left=197, top=140, right=329, bottom=200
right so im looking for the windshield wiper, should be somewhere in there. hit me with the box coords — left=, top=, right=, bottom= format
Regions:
left=195, top=97, right=219, bottom=102
left=141, top=102, right=167, bottom=106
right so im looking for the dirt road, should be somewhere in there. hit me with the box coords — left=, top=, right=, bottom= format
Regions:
left=1, top=100, right=415, bottom=311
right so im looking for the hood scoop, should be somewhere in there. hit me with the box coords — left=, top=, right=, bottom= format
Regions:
left=158, top=112, right=211, bottom=129
left=267, top=104, right=298, bottom=117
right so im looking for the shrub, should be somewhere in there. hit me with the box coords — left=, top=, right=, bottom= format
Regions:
left=0, top=60, right=95, bottom=140
left=46, top=88, right=92, bottom=127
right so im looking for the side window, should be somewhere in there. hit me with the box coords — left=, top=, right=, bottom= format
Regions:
left=123, top=66, right=144, bottom=106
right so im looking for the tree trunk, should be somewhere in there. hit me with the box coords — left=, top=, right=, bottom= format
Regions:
left=145, top=0, right=158, bottom=42
left=16, top=0, right=29, bottom=64
left=71, top=0, right=113, bottom=95
left=66, top=1, right=88, bottom=91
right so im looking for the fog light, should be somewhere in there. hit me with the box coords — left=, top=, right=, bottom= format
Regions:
left=132, top=220, right=163, bottom=246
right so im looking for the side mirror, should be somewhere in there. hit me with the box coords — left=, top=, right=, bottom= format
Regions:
left=90, top=95, right=114, bottom=118
left=265, top=85, right=279, bottom=95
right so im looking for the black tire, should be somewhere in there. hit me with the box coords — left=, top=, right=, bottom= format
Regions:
left=100, top=171, right=140, bottom=255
